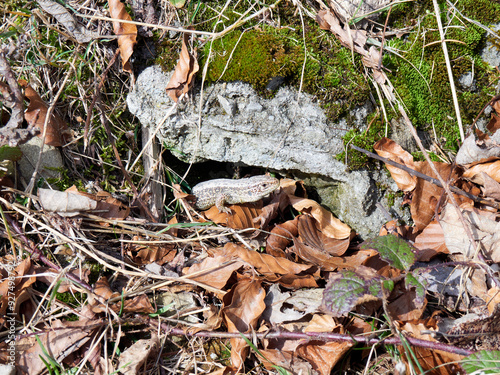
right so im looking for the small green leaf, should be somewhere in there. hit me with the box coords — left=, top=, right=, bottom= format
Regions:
left=322, top=267, right=393, bottom=317
left=361, top=234, right=416, bottom=270
left=461, top=350, right=500, bottom=374
left=0, top=145, right=22, bottom=162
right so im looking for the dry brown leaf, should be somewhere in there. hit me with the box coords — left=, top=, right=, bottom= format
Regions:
left=17, top=319, right=100, bottom=375
left=294, top=236, right=377, bottom=271
left=463, top=159, right=500, bottom=183
left=109, top=0, right=137, bottom=73
left=259, top=349, right=313, bottom=375
left=298, top=214, right=350, bottom=257
left=37, top=0, right=100, bottom=43
left=316, top=9, right=368, bottom=57
left=477, top=172, right=500, bottom=200
left=183, top=254, right=244, bottom=289
left=166, top=31, right=199, bottom=102
left=266, top=216, right=299, bottom=256
left=373, top=137, right=417, bottom=191
left=271, top=273, right=319, bottom=289
left=289, top=196, right=351, bottom=239
left=316, top=8, right=394, bottom=97
left=0, top=258, right=36, bottom=325
left=487, top=287, right=500, bottom=314
left=21, top=80, right=70, bottom=146
left=89, top=276, right=153, bottom=313
left=94, top=191, right=130, bottom=220
left=219, top=242, right=312, bottom=276
left=262, top=284, right=323, bottom=325
left=117, top=334, right=160, bottom=375
left=379, top=220, right=413, bottom=238
left=127, top=238, right=176, bottom=265
left=413, top=220, right=449, bottom=261
left=279, top=178, right=306, bottom=197
left=254, top=194, right=280, bottom=228
left=296, top=341, right=352, bottom=375
left=222, top=278, right=266, bottom=371
left=387, top=287, right=427, bottom=321
left=204, top=202, right=263, bottom=230
left=118, top=294, right=154, bottom=314
left=304, top=314, right=338, bottom=332
left=487, top=98, right=500, bottom=134
left=399, top=320, right=464, bottom=374
left=92, top=276, right=118, bottom=300
left=64, top=186, right=130, bottom=221
left=296, top=317, right=352, bottom=375
left=440, top=203, right=500, bottom=262
left=411, top=161, right=470, bottom=231
left=456, top=132, right=500, bottom=165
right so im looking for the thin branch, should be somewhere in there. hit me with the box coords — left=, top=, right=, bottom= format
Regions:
left=350, top=144, right=499, bottom=209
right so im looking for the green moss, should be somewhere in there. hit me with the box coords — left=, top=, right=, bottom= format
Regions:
left=456, top=0, right=500, bottom=24
left=202, top=29, right=301, bottom=92
left=336, top=112, right=386, bottom=170
left=411, top=151, right=443, bottom=162
left=47, top=168, right=84, bottom=191
left=378, top=0, right=498, bottom=156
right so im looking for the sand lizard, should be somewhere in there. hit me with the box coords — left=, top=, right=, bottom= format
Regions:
left=192, top=175, right=280, bottom=213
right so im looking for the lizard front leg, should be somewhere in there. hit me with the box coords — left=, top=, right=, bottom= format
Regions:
left=215, top=194, right=232, bottom=214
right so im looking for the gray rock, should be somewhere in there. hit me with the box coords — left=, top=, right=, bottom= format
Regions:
left=127, top=65, right=405, bottom=238
left=481, top=24, right=500, bottom=68
left=18, top=136, right=63, bottom=184
left=458, top=71, right=476, bottom=91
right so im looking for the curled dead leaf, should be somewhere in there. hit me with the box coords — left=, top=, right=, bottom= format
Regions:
left=373, top=137, right=417, bottom=191
left=298, top=214, right=350, bottom=257
left=204, top=202, right=263, bottom=230
left=222, top=278, right=266, bottom=371
left=220, top=242, right=313, bottom=275
left=21, top=80, right=70, bottom=146
left=399, top=320, right=464, bottom=374
left=183, top=254, right=244, bottom=290
left=109, top=0, right=137, bottom=73
left=289, top=195, right=351, bottom=239
left=166, top=31, right=199, bottom=102
left=266, top=216, right=299, bottom=256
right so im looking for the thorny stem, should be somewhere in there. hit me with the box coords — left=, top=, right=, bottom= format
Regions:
left=158, top=323, right=474, bottom=356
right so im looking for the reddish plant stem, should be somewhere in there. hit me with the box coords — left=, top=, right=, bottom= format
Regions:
left=158, top=323, right=473, bottom=356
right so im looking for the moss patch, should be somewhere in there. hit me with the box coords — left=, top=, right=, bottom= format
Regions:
left=343, top=0, right=500, bottom=168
